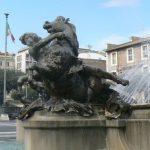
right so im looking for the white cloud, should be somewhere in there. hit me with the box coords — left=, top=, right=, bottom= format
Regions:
left=103, top=0, right=139, bottom=8
left=81, top=28, right=150, bottom=51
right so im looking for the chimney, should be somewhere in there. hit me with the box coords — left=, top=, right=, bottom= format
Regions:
left=107, top=43, right=118, bottom=50
left=131, top=36, right=141, bottom=41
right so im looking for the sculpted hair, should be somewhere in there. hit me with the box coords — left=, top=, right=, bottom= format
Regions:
left=19, top=32, right=42, bottom=45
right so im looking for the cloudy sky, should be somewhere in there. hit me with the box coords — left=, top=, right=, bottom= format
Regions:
left=0, top=0, right=150, bottom=53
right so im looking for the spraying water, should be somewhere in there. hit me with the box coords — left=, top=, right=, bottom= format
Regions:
left=112, top=61, right=150, bottom=104
left=110, top=38, right=150, bottom=104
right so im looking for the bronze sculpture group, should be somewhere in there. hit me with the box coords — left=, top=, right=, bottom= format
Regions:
left=16, top=16, right=131, bottom=120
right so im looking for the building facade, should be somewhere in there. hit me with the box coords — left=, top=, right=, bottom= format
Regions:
left=79, top=48, right=106, bottom=71
left=15, top=48, right=36, bottom=73
left=0, top=52, right=15, bottom=70
left=15, top=47, right=106, bottom=73
left=106, top=36, right=150, bottom=74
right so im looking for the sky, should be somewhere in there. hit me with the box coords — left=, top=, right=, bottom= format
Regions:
left=0, top=0, right=150, bottom=53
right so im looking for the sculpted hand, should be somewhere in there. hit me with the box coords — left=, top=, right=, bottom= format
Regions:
left=57, top=32, right=65, bottom=40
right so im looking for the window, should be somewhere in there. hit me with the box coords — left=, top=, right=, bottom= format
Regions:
left=127, top=48, right=134, bottom=62
left=141, top=44, right=148, bottom=59
left=7, top=62, right=9, bottom=67
left=26, top=53, right=30, bottom=60
left=17, top=63, right=21, bottom=70
left=111, top=52, right=117, bottom=65
left=26, top=61, right=30, bottom=68
left=17, top=55, right=22, bottom=62
left=0, top=61, right=2, bottom=66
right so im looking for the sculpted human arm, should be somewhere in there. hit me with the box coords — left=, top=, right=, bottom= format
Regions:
left=32, top=32, right=65, bottom=51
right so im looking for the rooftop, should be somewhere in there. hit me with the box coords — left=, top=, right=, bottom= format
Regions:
left=18, top=47, right=29, bottom=53
left=106, top=36, right=150, bottom=52
left=0, top=52, right=15, bottom=56
left=78, top=52, right=106, bottom=60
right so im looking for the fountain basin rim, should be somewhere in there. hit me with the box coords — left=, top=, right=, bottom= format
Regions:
left=131, top=104, right=150, bottom=109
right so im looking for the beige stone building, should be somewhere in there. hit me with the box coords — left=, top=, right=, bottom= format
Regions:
left=0, top=52, right=15, bottom=70
left=106, top=36, right=150, bottom=74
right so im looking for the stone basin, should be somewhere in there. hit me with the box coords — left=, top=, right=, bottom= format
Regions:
left=17, top=104, right=150, bottom=150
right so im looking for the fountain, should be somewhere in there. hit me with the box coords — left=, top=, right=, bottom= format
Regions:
left=15, top=16, right=150, bottom=150
left=112, top=62, right=150, bottom=104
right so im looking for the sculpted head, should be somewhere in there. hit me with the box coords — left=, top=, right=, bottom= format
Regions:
left=19, top=33, right=41, bottom=46
left=43, top=16, right=70, bottom=34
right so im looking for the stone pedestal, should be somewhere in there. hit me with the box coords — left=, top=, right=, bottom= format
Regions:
left=125, top=104, right=150, bottom=150
left=22, top=111, right=106, bottom=150
left=17, top=105, right=150, bottom=150
left=106, top=120, right=129, bottom=150
left=16, top=120, right=25, bottom=144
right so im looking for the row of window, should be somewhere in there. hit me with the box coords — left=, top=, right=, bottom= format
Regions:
left=0, top=61, right=11, bottom=67
left=17, top=61, right=37, bottom=70
left=17, top=54, right=35, bottom=62
left=111, top=44, right=149, bottom=65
